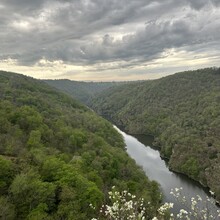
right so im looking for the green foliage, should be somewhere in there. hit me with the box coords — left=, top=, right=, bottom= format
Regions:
left=10, top=170, right=56, bottom=218
left=180, top=157, right=200, bottom=178
left=26, top=203, right=49, bottom=220
left=44, top=79, right=127, bottom=105
left=0, top=196, right=15, bottom=220
left=0, top=156, right=14, bottom=194
left=0, top=71, right=161, bottom=219
left=27, top=130, right=42, bottom=149
left=90, top=67, right=220, bottom=200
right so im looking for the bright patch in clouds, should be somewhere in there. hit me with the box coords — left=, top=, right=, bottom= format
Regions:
left=11, top=20, right=31, bottom=31
left=0, top=0, right=220, bottom=80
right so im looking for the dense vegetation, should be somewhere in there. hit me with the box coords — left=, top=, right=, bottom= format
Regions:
left=0, top=71, right=161, bottom=219
left=44, top=79, right=126, bottom=105
left=90, top=68, right=220, bottom=202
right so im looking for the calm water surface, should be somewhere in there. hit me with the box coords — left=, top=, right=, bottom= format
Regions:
left=114, top=126, right=219, bottom=215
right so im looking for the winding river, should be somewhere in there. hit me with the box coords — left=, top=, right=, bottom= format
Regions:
left=114, top=126, right=219, bottom=216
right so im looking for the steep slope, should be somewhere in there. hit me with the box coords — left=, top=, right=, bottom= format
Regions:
left=0, top=71, right=160, bottom=219
left=90, top=68, right=220, bottom=201
left=44, top=79, right=126, bottom=104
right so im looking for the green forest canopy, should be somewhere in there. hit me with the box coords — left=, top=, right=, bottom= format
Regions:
left=44, top=79, right=127, bottom=105
left=0, top=71, right=161, bottom=220
left=90, top=68, right=220, bottom=202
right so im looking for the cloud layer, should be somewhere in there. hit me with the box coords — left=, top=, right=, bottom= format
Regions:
left=1, top=0, right=220, bottom=80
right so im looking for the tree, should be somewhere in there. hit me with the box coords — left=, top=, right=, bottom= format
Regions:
left=10, top=170, right=56, bottom=219
left=0, top=156, right=14, bottom=194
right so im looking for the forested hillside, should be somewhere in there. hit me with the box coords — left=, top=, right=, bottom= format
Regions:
left=90, top=68, right=220, bottom=202
left=44, top=79, right=126, bottom=104
left=0, top=71, right=160, bottom=219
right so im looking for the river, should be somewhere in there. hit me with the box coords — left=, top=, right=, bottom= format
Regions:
left=114, top=126, right=219, bottom=217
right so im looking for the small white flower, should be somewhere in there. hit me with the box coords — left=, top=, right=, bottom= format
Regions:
left=209, top=190, right=215, bottom=195
left=196, top=195, right=202, bottom=201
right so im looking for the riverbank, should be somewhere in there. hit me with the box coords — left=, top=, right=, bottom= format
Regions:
left=114, top=126, right=219, bottom=215
left=134, top=132, right=220, bottom=207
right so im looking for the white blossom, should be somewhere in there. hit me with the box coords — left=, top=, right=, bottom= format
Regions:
left=91, top=187, right=220, bottom=220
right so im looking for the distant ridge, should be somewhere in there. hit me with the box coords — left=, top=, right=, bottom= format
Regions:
left=44, top=79, right=127, bottom=104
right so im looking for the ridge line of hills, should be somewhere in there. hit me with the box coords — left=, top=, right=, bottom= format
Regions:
left=44, top=79, right=129, bottom=105
left=89, top=67, right=220, bottom=202
left=45, top=67, right=220, bottom=202
left=1, top=67, right=219, bottom=219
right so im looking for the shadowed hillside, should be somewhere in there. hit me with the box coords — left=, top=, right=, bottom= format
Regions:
left=44, top=79, right=127, bottom=104
left=90, top=68, right=220, bottom=202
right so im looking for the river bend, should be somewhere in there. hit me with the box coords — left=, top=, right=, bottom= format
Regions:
left=114, top=126, right=219, bottom=215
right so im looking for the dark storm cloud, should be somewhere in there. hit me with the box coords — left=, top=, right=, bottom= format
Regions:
left=0, top=0, right=220, bottom=71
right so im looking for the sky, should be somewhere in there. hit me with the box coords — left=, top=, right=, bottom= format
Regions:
left=1, top=0, right=220, bottom=81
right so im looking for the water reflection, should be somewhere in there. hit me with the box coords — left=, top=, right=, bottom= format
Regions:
left=114, top=126, right=219, bottom=215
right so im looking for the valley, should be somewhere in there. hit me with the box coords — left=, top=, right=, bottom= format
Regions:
left=0, top=71, right=160, bottom=219
left=47, top=68, right=220, bottom=203
left=90, top=68, right=220, bottom=203
left=0, top=68, right=219, bottom=219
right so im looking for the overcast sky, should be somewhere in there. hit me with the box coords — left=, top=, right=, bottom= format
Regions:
left=1, top=0, right=220, bottom=81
